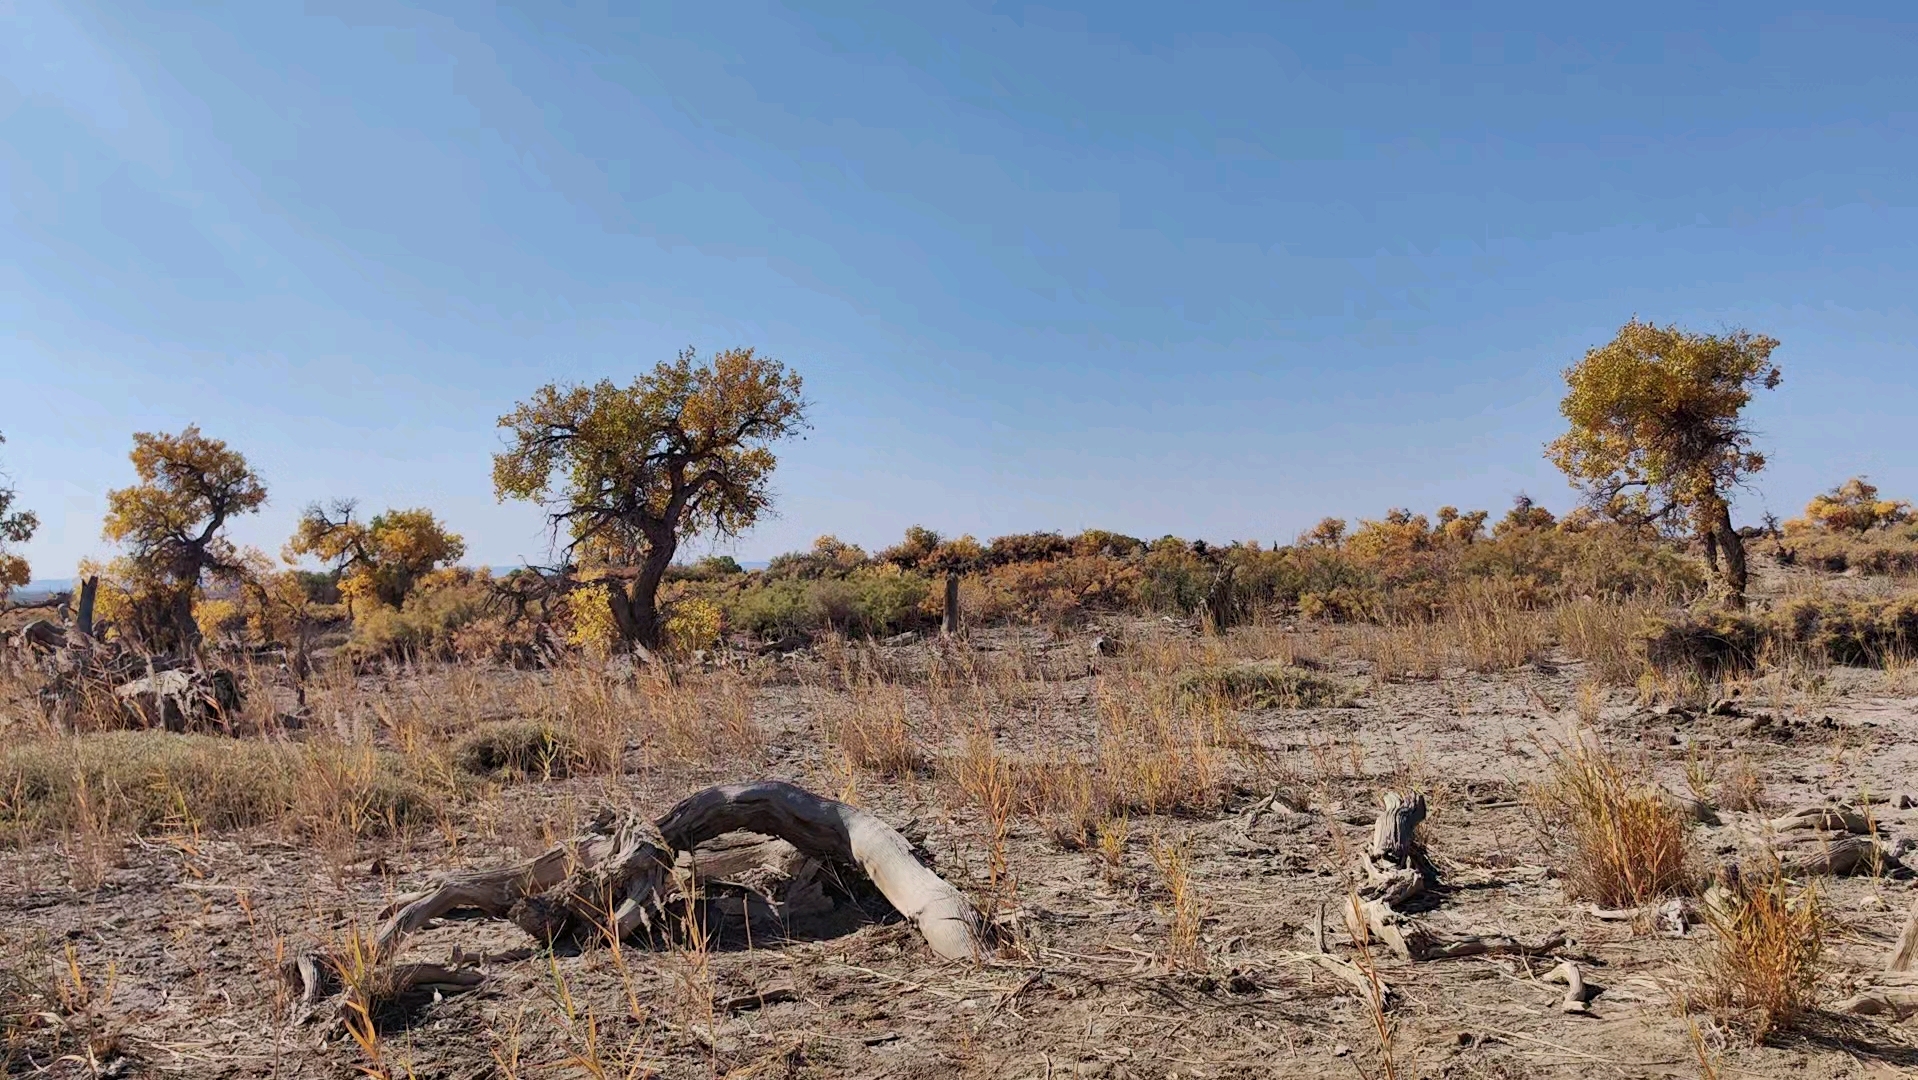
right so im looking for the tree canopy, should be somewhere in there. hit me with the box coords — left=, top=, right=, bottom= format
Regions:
left=1795, top=477, right=1911, bottom=534
left=286, top=500, right=466, bottom=610
left=1546, top=319, right=1781, bottom=604
left=0, top=432, right=39, bottom=599
left=102, top=426, right=267, bottom=646
left=493, top=347, right=807, bottom=647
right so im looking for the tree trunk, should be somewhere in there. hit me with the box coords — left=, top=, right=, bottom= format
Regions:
left=76, top=576, right=98, bottom=638
left=942, top=572, right=960, bottom=636
left=170, top=585, right=203, bottom=652
left=1710, top=500, right=1747, bottom=609
left=608, top=541, right=677, bottom=651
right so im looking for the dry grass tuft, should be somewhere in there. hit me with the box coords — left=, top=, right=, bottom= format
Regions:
left=1175, top=662, right=1346, bottom=710
left=1525, top=733, right=1695, bottom=908
left=831, top=682, right=927, bottom=778
left=1714, top=754, right=1770, bottom=812
left=1095, top=679, right=1229, bottom=815
left=1696, top=866, right=1824, bottom=1044
left=1149, top=834, right=1203, bottom=967
left=453, top=720, right=582, bottom=779
left=1555, top=596, right=1660, bottom=685
left=0, top=732, right=438, bottom=840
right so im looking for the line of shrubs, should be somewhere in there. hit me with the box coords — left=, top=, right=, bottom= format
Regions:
left=675, top=498, right=1703, bottom=643
left=311, top=499, right=1711, bottom=661
left=1644, top=594, right=1918, bottom=676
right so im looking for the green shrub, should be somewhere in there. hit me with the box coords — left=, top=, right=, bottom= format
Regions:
left=664, top=555, right=746, bottom=583
left=725, top=577, right=814, bottom=638
left=985, top=531, right=1072, bottom=566
left=347, top=569, right=493, bottom=661
left=723, top=567, right=931, bottom=640
left=814, top=568, right=930, bottom=635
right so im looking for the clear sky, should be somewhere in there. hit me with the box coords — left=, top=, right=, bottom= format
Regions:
left=4, top=1, right=1916, bottom=579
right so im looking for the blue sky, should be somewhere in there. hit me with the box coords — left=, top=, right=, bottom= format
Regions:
left=4, top=1, right=1916, bottom=578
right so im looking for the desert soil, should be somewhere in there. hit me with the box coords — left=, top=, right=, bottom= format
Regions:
left=5, top=617, right=1918, bottom=1079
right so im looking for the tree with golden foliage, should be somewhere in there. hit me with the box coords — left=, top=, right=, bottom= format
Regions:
left=493, top=347, right=807, bottom=650
left=102, top=426, right=267, bottom=649
left=1793, top=477, right=1910, bottom=534
left=0, top=432, right=38, bottom=600
left=285, top=500, right=466, bottom=613
left=1547, top=320, right=1782, bottom=607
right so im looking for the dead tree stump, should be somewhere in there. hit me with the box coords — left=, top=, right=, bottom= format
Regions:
left=1200, top=565, right=1236, bottom=636
left=75, top=576, right=98, bottom=639
left=1345, top=790, right=1565, bottom=962
left=942, top=572, right=960, bottom=636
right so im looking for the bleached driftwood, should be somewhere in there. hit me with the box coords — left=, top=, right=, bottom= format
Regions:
left=288, top=782, right=986, bottom=1024
left=656, top=780, right=986, bottom=961
left=1895, top=897, right=1918, bottom=973
left=1834, top=894, right=1918, bottom=1017
left=1543, top=960, right=1598, bottom=1015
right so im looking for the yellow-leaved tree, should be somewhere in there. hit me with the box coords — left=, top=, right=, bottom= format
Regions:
left=493, top=347, right=807, bottom=650
left=0, top=431, right=38, bottom=600
left=284, top=500, right=466, bottom=614
left=1793, top=477, right=1911, bottom=534
left=1547, top=320, right=1782, bottom=608
left=101, top=426, right=268, bottom=649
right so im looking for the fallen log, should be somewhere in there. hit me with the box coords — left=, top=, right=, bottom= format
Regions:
left=656, top=780, right=987, bottom=961
left=1770, top=805, right=1872, bottom=835
left=290, top=782, right=987, bottom=1022
left=1776, top=834, right=1909, bottom=878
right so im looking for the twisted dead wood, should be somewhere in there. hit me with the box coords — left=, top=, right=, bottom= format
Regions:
left=1835, top=897, right=1918, bottom=1018
left=289, top=781, right=985, bottom=1020
left=1346, top=790, right=1566, bottom=963
left=656, top=780, right=986, bottom=961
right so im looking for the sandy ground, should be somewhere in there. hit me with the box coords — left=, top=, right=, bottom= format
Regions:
left=5, top=616, right=1918, bottom=1079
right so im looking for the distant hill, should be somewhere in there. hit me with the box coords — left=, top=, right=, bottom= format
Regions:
left=12, top=578, right=74, bottom=602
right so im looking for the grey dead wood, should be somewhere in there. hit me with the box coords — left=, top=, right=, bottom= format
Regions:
left=656, top=780, right=987, bottom=961
left=287, top=781, right=985, bottom=1025
left=1834, top=891, right=1918, bottom=1017
left=1345, top=791, right=1568, bottom=963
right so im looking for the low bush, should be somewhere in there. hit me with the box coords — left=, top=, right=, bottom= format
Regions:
left=453, top=720, right=582, bottom=779
left=1641, top=610, right=1769, bottom=677
left=1644, top=593, right=1918, bottom=675
left=1783, top=528, right=1918, bottom=576
left=723, top=566, right=931, bottom=640
left=1176, top=663, right=1347, bottom=709
left=347, top=568, right=494, bottom=661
